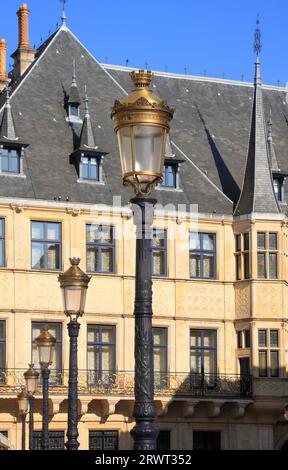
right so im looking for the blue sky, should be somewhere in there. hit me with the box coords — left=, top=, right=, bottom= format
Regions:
left=1, top=0, right=288, bottom=85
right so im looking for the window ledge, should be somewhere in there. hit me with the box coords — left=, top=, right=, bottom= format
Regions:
left=0, top=172, right=26, bottom=178
left=77, top=179, right=105, bottom=186
left=156, top=186, right=183, bottom=192
left=66, top=116, right=83, bottom=124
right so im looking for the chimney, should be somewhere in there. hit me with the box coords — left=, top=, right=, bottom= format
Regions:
left=11, top=3, right=35, bottom=79
left=0, top=39, right=9, bottom=91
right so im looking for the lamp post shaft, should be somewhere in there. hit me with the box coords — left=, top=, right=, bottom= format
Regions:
left=130, top=197, right=159, bottom=451
left=28, top=395, right=34, bottom=450
left=66, top=319, right=80, bottom=451
left=41, top=367, right=50, bottom=450
left=21, top=413, right=26, bottom=450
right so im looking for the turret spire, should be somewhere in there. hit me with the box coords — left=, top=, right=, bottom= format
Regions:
left=267, top=110, right=280, bottom=172
left=68, top=59, right=81, bottom=106
left=0, top=87, right=19, bottom=141
left=79, top=86, right=97, bottom=149
left=60, top=0, right=67, bottom=26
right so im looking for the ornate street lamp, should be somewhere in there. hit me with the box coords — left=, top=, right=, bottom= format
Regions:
left=111, top=70, right=174, bottom=450
left=17, top=387, right=28, bottom=450
left=58, top=258, right=90, bottom=451
left=24, top=364, right=39, bottom=450
left=35, top=327, right=56, bottom=450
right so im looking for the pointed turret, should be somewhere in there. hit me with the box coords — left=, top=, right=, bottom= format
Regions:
left=235, top=21, right=280, bottom=215
left=267, top=111, right=280, bottom=173
left=0, top=88, right=19, bottom=142
left=68, top=59, right=81, bottom=107
left=78, top=86, right=97, bottom=150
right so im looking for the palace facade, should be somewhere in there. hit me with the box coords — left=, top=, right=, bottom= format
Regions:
left=0, top=4, right=288, bottom=450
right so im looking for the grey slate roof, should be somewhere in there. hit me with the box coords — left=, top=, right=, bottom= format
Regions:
left=235, top=59, right=280, bottom=215
left=0, top=24, right=287, bottom=215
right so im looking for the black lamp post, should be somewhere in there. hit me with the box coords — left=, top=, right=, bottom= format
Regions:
left=24, top=364, right=39, bottom=450
left=111, top=70, right=174, bottom=450
left=58, top=258, right=90, bottom=451
left=17, top=387, right=28, bottom=450
left=35, top=327, right=56, bottom=450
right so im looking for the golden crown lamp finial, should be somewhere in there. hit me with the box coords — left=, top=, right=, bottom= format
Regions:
left=130, top=70, right=154, bottom=88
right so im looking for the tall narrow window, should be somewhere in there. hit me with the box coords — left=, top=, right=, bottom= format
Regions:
left=189, top=233, right=216, bottom=279
left=1, top=147, right=20, bottom=174
left=162, top=163, right=178, bottom=188
left=273, top=177, right=284, bottom=202
left=258, top=329, right=279, bottom=377
left=257, top=232, right=278, bottom=279
left=153, top=328, right=168, bottom=387
left=152, top=229, right=167, bottom=277
left=69, top=104, right=79, bottom=118
left=0, top=219, right=5, bottom=267
left=31, top=222, right=61, bottom=270
left=87, top=325, right=116, bottom=385
left=80, top=156, right=100, bottom=181
left=190, top=329, right=217, bottom=387
left=31, top=322, right=62, bottom=383
left=0, top=321, right=6, bottom=376
left=234, top=233, right=250, bottom=280
left=86, top=225, right=115, bottom=274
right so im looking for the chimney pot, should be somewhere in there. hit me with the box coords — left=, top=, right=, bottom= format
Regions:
left=17, top=3, right=31, bottom=48
left=0, top=39, right=8, bottom=90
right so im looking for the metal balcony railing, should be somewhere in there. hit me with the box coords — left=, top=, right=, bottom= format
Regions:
left=0, top=369, right=253, bottom=398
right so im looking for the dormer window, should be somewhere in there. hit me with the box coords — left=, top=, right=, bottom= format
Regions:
left=273, top=177, right=284, bottom=202
left=80, top=155, right=100, bottom=181
left=0, top=146, right=21, bottom=174
left=69, top=104, right=79, bottom=118
left=162, top=163, right=177, bottom=188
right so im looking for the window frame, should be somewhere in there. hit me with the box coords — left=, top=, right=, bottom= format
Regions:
left=162, top=162, right=178, bottom=188
left=152, top=229, right=167, bottom=277
left=0, top=320, right=6, bottom=373
left=257, top=232, right=278, bottom=280
left=86, top=225, right=115, bottom=274
left=0, top=219, right=5, bottom=268
left=258, top=328, right=280, bottom=378
left=189, top=232, right=217, bottom=280
left=273, top=177, right=284, bottom=202
left=31, top=221, right=62, bottom=271
left=0, top=146, right=21, bottom=175
left=153, top=327, right=168, bottom=388
left=234, top=233, right=251, bottom=280
left=190, top=328, right=217, bottom=376
left=89, top=431, right=118, bottom=451
left=80, top=155, right=101, bottom=182
left=87, top=324, right=116, bottom=380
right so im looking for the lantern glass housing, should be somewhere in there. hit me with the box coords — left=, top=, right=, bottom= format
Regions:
left=111, top=70, right=174, bottom=196
left=58, top=258, right=90, bottom=319
left=24, top=364, right=39, bottom=396
left=35, top=327, right=56, bottom=368
left=17, top=388, right=29, bottom=415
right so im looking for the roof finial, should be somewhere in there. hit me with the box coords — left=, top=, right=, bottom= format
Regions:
left=5, top=86, right=11, bottom=106
left=60, top=0, right=68, bottom=26
left=254, top=14, right=262, bottom=58
left=72, top=58, right=76, bottom=85
left=84, top=85, right=90, bottom=118
left=267, top=109, right=273, bottom=141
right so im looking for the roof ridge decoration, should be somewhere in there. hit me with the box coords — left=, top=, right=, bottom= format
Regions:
left=78, top=85, right=97, bottom=149
left=267, top=110, right=280, bottom=173
left=0, top=87, right=19, bottom=142
left=234, top=18, right=280, bottom=215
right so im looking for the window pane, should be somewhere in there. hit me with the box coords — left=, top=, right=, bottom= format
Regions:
left=190, top=350, right=201, bottom=373
left=153, top=328, right=167, bottom=347
left=237, top=331, right=242, bottom=349
left=89, top=162, right=98, bottom=180
left=154, top=348, right=166, bottom=373
left=243, top=233, right=250, bottom=250
left=203, top=254, right=215, bottom=278
left=102, top=346, right=114, bottom=371
left=257, top=232, right=265, bottom=250
left=270, top=351, right=279, bottom=377
left=203, top=330, right=217, bottom=348
left=0, top=219, right=4, bottom=239
left=190, top=330, right=201, bottom=348
left=32, top=222, right=44, bottom=240
left=32, top=243, right=45, bottom=269
left=0, top=322, right=4, bottom=340
left=259, top=351, right=267, bottom=377
left=87, top=345, right=99, bottom=370
left=81, top=161, right=89, bottom=179
left=235, top=235, right=241, bottom=252
left=70, top=105, right=79, bottom=116
left=269, top=253, right=277, bottom=279
left=190, top=254, right=200, bottom=278
left=244, top=330, right=251, bottom=348
left=204, top=350, right=216, bottom=375
left=270, top=330, right=279, bottom=348
left=153, top=251, right=165, bottom=276
left=87, top=247, right=96, bottom=272
left=47, top=244, right=60, bottom=270
left=236, top=255, right=241, bottom=280
left=0, top=343, right=4, bottom=369
left=87, top=327, right=100, bottom=344
left=258, top=330, right=267, bottom=348
left=0, top=240, right=4, bottom=267
left=102, top=327, right=114, bottom=344
left=10, top=152, right=19, bottom=172
left=202, top=234, right=215, bottom=251
left=189, top=233, right=200, bottom=250
left=269, top=233, right=277, bottom=250
left=257, top=253, right=266, bottom=279
left=100, top=248, right=113, bottom=273
left=47, top=223, right=60, bottom=241
left=243, top=253, right=250, bottom=279
left=153, top=230, right=166, bottom=248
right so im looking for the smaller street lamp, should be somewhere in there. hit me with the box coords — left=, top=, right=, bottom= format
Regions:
left=35, top=327, right=56, bottom=450
left=58, top=258, right=90, bottom=451
left=24, top=364, right=39, bottom=450
left=17, top=387, right=28, bottom=450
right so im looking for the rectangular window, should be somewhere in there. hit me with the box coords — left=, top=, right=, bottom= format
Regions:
left=0, top=321, right=5, bottom=377
left=193, top=431, right=221, bottom=451
left=1, top=147, right=20, bottom=174
left=237, top=331, right=242, bottom=349
left=162, top=164, right=177, bottom=188
left=152, top=229, right=167, bottom=277
left=157, top=431, right=171, bottom=451
left=87, top=325, right=116, bottom=385
left=31, top=322, right=62, bottom=383
left=243, top=253, right=250, bottom=279
left=0, top=219, right=5, bottom=267
left=89, top=431, right=118, bottom=450
left=190, top=329, right=217, bottom=384
left=80, top=156, right=100, bottom=181
left=31, top=221, right=61, bottom=270
left=86, top=225, right=115, bottom=274
left=235, top=233, right=250, bottom=280
left=258, top=329, right=279, bottom=377
left=153, top=328, right=168, bottom=387
left=189, top=233, right=216, bottom=279
left=244, top=330, right=251, bottom=348
left=235, top=255, right=241, bottom=280
left=257, top=232, right=278, bottom=279
left=33, top=431, right=65, bottom=450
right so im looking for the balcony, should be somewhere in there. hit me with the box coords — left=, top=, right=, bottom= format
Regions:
left=0, top=369, right=252, bottom=399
